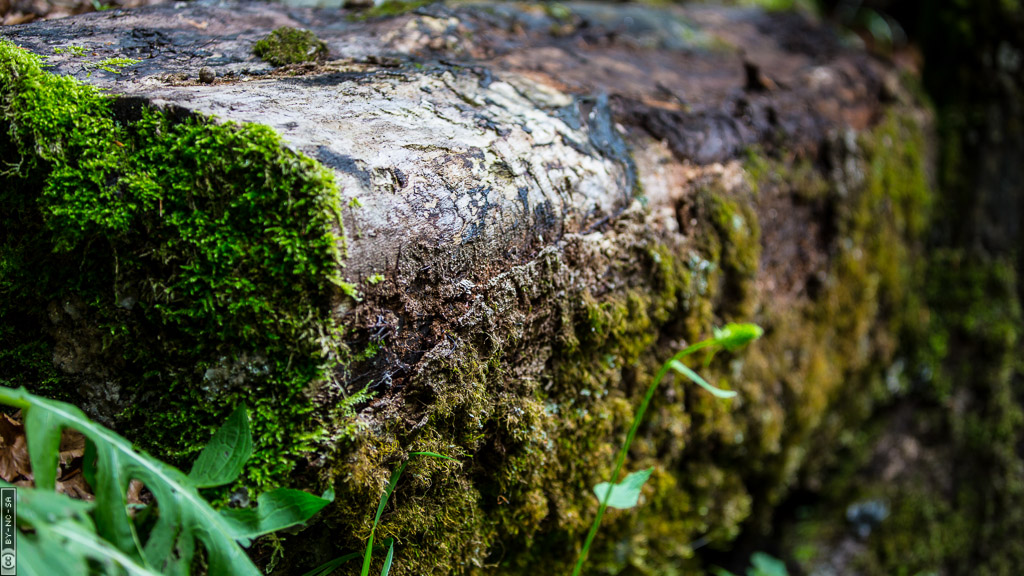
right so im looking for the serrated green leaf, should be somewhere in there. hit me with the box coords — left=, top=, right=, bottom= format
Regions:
left=669, top=360, right=738, bottom=399
left=13, top=479, right=95, bottom=521
left=10, top=482, right=161, bottom=576
left=188, top=405, right=252, bottom=488
left=221, top=487, right=334, bottom=542
left=593, top=468, right=653, bottom=509
left=0, top=387, right=265, bottom=575
left=55, top=521, right=163, bottom=576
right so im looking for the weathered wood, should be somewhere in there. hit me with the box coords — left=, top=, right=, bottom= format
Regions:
left=3, top=1, right=887, bottom=279
left=1, top=3, right=930, bottom=574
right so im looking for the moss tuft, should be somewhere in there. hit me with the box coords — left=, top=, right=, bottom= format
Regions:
left=253, top=27, right=328, bottom=67
left=353, top=0, right=433, bottom=21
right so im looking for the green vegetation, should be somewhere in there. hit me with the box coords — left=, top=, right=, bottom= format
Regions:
left=799, top=250, right=1024, bottom=576
left=572, top=324, right=762, bottom=575
left=53, top=45, right=87, bottom=56
left=0, top=387, right=332, bottom=575
left=753, top=106, right=1001, bottom=575
left=0, top=40, right=350, bottom=490
left=252, top=27, right=328, bottom=66
left=359, top=452, right=458, bottom=576
left=730, top=0, right=816, bottom=13
left=713, top=552, right=790, bottom=576
left=51, top=45, right=140, bottom=76
left=92, top=57, right=141, bottom=75
left=352, top=0, right=433, bottom=21
left=292, top=452, right=459, bottom=576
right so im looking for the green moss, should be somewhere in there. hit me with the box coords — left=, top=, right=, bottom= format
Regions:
left=785, top=249, right=1024, bottom=576
left=909, top=252, right=1023, bottom=574
left=701, top=185, right=761, bottom=318
left=253, top=27, right=328, bottom=67
left=353, top=0, right=433, bottom=21
left=471, top=199, right=767, bottom=574
left=92, top=57, right=140, bottom=75
left=743, top=147, right=829, bottom=202
left=0, top=40, right=349, bottom=489
left=472, top=126, right=915, bottom=574
left=728, top=105, right=941, bottom=569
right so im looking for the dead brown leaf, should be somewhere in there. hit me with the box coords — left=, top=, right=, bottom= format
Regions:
left=176, top=13, right=208, bottom=29
left=2, top=13, right=36, bottom=25
left=59, top=428, right=86, bottom=466
left=127, top=479, right=144, bottom=505
left=0, top=413, right=31, bottom=482
left=56, top=469, right=94, bottom=501
left=0, top=414, right=95, bottom=501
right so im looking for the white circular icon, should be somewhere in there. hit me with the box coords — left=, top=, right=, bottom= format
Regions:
left=0, top=551, right=14, bottom=569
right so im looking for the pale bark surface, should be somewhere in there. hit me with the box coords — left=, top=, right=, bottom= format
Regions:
left=3, top=0, right=887, bottom=277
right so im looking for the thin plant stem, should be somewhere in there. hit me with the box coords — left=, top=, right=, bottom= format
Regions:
left=362, top=452, right=457, bottom=576
left=570, top=339, right=717, bottom=576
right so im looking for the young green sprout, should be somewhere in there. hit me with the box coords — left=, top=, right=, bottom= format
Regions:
left=571, top=323, right=764, bottom=576
left=361, top=452, right=457, bottom=576
left=300, top=451, right=456, bottom=576
left=713, top=323, right=765, bottom=351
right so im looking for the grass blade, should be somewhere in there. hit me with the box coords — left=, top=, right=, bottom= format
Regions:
left=408, top=451, right=458, bottom=462
left=362, top=452, right=457, bottom=576
left=380, top=539, right=395, bottom=576
left=362, top=462, right=409, bottom=576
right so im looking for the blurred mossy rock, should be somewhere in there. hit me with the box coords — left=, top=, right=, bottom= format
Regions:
left=0, top=2, right=933, bottom=574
